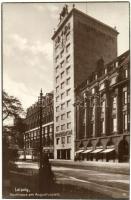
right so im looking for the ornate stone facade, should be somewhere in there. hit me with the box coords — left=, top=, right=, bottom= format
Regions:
left=75, top=50, right=130, bottom=162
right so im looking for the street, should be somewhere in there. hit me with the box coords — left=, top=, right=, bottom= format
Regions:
left=15, top=161, right=129, bottom=199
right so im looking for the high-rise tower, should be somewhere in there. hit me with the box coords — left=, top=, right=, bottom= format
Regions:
left=52, top=5, right=118, bottom=160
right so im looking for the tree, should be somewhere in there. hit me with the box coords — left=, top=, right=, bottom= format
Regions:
left=3, top=90, right=24, bottom=121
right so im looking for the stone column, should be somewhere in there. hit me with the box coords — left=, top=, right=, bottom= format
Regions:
left=76, top=105, right=80, bottom=140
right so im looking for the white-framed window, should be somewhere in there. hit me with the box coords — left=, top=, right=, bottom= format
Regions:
left=56, top=106, right=59, bottom=112
left=67, top=136, right=71, bottom=143
left=61, top=124, right=65, bottom=130
left=66, top=88, right=71, bottom=96
left=66, top=66, right=70, bottom=75
left=67, top=122, right=71, bottom=129
left=55, top=55, right=59, bottom=63
left=56, top=126, right=60, bottom=132
left=56, top=76, right=59, bottom=84
left=56, top=116, right=59, bottom=122
left=56, top=96, right=59, bottom=102
left=56, top=86, right=59, bottom=93
left=61, top=136, right=65, bottom=144
left=61, top=114, right=65, bottom=120
left=67, top=100, right=71, bottom=107
left=66, top=43, right=70, bottom=53
left=60, top=50, right=64, bottom=58
left=61, top=103, right=65, bottom=110
left=61, top=82, right=65, bottom=89
left=67, top=111, right=71, bottom=119
left=66, top=55, right=70, bottom=63
left=61, top=60, right=64, bottom=68
left=61, top=92, right=65, bottom=100
left=66, top=77, right=70, bottom=85
left=61, top=71, right=65, bottom=79
left=56, top=65, right=59, bottom=73
left=66, top=32, right=70, bottom=41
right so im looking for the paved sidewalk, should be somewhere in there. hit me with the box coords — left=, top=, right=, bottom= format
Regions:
left=50, top=159, right=130, bottom=175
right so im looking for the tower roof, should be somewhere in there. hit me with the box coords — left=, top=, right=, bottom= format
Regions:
left=52, top=7, right=119, bottom=40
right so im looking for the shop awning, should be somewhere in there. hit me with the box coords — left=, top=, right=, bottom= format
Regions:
left=75, top=150, right=84, bottom=154
left=82, top=149, right=92, bottom=154
left=101, top=148, right=115, bottom=153
left=90, top=149, right=103, bottom=153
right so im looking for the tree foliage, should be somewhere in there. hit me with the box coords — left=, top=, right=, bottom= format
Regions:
left=3, top=90, right=24, bottom=121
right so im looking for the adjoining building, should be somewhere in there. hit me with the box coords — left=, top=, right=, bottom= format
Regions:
left=24, top=92, right=54, bottom=159
left=75, top=50, right=130, bottom=162
left=52, top=5, right=118, bottom=160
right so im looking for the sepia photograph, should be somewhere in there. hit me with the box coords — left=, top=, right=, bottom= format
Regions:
left=2, top=1, right=130, bottom=199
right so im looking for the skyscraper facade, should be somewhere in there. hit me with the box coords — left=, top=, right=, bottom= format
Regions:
left=52, top=5, right=118, bottom=160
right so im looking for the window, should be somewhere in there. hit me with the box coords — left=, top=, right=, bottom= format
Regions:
left=56, top=65, right=59, bottom=73
left=67, top=122, right=71, bottom=129
left=112, top=96, right=117, bottom=109
left=55, top=55, right=59, bottom=63
left=61, top=82, right=65, bottom=89
left=56, top=76, right=59, bottom=84
left=49, top=125, right=53, bottom=133
left=100, top=120, right=105, bottom=134
left=61, top=137, right=65, bottom=144
left=67, top=136, right=71, bottom=143
left=66, top=44, right=70, bottom=53
left=56, top=116, right=59, bottom=122
left=56, top=96, right=59, bottom=102
left=66, top=78, right=70, bottom=85
left=125, top=69, right=128, bottom=78
left=61, top=92, right=65, bottom=100
left=56, top=138, right=60, bottom=144
left=56, top=86, right=59, bottom=93
left=60, top=50, right=64, bottom=58
left=45, top=127, right=48, bottom=134
left=66, top=88, right=71, bottom=96
left=67, top=100, right=71, bottom=107
left=61, top=60, right=64, bottom=68
left=61, top=124, right=65, bottom=130
left=61, top=103, right=65, bottom=110
left=56, top=106, right=59, bottom=112
left=123, top=91, right=127, bottom=104
left=123, top=113, right=127, bottom=130
left=56, top=126, right=60, bottom=132
left=90, top=123, right=93, bottom=137
left=67, top=111, right=71, bottom=118
left=61, top=114, right=65, bottom=120
left=101, top=101, right=105, bottom=113
left=66, top=55, right=70, bottom=63
left=112, top=118, right=117, bottom=132
left=61, top=71, right=64, bottom=79
left=66, top=33, right=70, bottom=41
left=66, top=66, right=70, bottom=75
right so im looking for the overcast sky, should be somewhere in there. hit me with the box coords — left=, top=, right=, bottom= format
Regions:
left=3, top=2, right=129, bottom=111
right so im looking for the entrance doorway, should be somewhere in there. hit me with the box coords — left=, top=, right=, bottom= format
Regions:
left=118, top=139, right=129, bottom=162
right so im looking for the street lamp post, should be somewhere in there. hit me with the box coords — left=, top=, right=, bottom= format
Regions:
left=38, top=89, right=43, bottom=191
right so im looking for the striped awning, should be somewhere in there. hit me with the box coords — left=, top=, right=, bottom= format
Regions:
left=75, top=150, right=84, bottom=154
left=82, top=149, right=92, bottom=154
left=90, top=149, right=103, bottom=154
left=101, top=148, right=115, bottom=153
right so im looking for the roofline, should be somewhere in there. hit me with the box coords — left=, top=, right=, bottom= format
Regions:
left=52, top=7, right=119, bottom=40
